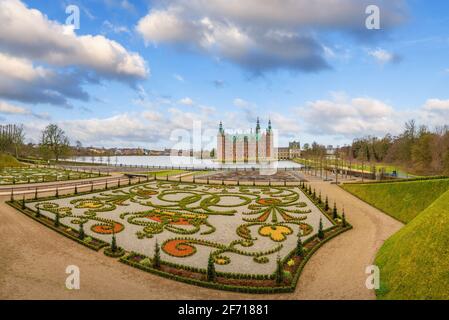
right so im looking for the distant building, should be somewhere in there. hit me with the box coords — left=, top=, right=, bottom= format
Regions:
left=277, top=141, right=301, bottom=160
left=217, top=118, right=274, bottom=163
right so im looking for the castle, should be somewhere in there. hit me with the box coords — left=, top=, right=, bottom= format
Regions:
left=217, top=118, right=274, bottom=163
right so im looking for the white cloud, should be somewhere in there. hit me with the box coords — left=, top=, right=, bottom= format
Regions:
left=418, top=99, right=449, bottom=127
left=0, top=100, right=28, bottom=115
left=178, top=97, right=194, bottom=106
left=368, top=48, right=401, bottom=65
left=298, top=94, right=399, bottom=138
left=102, top=20, right=131, bottom=34
left=173, top=74, right=185, bottom=82
left=136, top=0, right=407, bottom=73
left=423, top=99, right=449, bottom=112
left=0, top=0, right=148, bottom=81
left=0, top=99, right=49, bottom=119
left=233, top=98, right=250, bottom=108
left=0, top=52, right=88, bottom=107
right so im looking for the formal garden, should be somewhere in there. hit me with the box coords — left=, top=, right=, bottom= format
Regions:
left=9, top=179, right=351, bottom=293
left=0, top=167, right=104, bottom=185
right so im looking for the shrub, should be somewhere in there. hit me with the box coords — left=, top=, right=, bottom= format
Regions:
left=140, top=257, right=151, bottom=267
left=153, top=240, right=161, bottom=269
left=296, top=235, right=304, bottom=257
left=324, top=196, right=329, bottom=211
left=275, top=256, right=283, bottom=284
left=207, top=253, right=216, bottom=282
left=54, top=212, right=60, bottom=227
left=317, top=218, right=324, bottom=240
left=283, top=271, right=292, bottom=282
left=79, top=223, right=85, bottom=240
left=332, top=202, right=338, bottom=220
left=111, top=233, right=117, bottom=252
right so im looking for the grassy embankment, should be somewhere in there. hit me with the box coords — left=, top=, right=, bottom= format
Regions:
left=342, top=178, right=449, bottom=223
left=0, top=153, right=25, bottom=169
left=375, top=188, right=449, bottom=299
left=341, top=178, right=449, bottom=299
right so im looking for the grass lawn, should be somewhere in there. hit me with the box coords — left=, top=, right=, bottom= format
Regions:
left=133, top=169, right=188, bottom=177
left=0, top=153, right=25, bottom=169
left=375, top=188, right=449, bottom=299
left=341, top=178, right=449, bottom=223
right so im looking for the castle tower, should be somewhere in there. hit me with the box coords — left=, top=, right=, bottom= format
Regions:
left=266, top=119, right=272, bottom=159
left=217, top=121, right=225, bottom=163
left=255, top=117, right=260, bottom=163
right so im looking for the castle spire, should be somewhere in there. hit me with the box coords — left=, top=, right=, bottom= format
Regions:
left=218, top=121, right=224, bottom=134
left=256, top=117, right=260, bottom=134
left=267, top=119, right=272, bottom=133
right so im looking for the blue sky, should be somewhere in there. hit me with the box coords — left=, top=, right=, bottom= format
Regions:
left=1, top=0, right=449, bottom=150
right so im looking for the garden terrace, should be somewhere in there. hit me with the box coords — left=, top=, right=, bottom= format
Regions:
left=0, top=166, right=106, bottom=185
left=10, top=179, right=350, bottom=293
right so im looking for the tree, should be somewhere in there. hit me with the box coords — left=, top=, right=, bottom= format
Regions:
left=111, top=231, right=117, bottom=252
left=324, top=196, right=329, bottom=211
left=207, top=253, right=216, bottom=282
left=275, top=255, right=284, bottom=284
left=317, top=218, right=324, bottom=240
left=210, top=148, right=216, bottom=158
left=54, top=212, right=60, bottom=227
left=342, top=208, right=347, bottom=227
left=296, top=235, right=304, bottom=257
left=40, top=124, right=70, bottom=162
left=79, top=223, right=85, bottom=240
left=332, top=202, right=338, bottom=220
left=11, top=124, right=25, bottom=158
left=153, top=240, right=161, bottom=269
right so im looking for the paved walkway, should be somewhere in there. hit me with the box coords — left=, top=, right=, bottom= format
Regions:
left=0, top=175, right=403, bottom=299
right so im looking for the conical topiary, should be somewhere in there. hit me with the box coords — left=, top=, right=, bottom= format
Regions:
left=296, top=234, right=304, bottom=257
left=207, top=253, right=216, bottom=282
left=317, top=217, right=324, bottom=240
left=275, top=255, right=284, bottom=284
left=153, top=240, right=161, bottom=269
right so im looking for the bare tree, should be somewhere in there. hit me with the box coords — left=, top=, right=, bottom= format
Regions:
left=40, top=124, right=70, bottom=162
left=11, top=124, right=25, bottom=158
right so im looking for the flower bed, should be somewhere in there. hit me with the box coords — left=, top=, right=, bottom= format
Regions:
left=8, top=179, right=351, bottom=293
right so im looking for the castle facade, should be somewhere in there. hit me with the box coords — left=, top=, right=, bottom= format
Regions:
left=217, top=119, right=274, bottom=163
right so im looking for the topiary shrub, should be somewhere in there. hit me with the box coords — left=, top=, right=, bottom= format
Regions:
left=275, top=256, right=283, bottom=284
left=79, top=223, right=85, bottom=240
left=207, top=253, right=216, bottom=282
left=54, top=212, right=60, bottom=227
left=296, top=235, right=304, bottom=257
left=317, top=217, right=324, bottom=240
left=332, top=201, right=338, bottom=220
left=153, top=240, right=161, bottom=269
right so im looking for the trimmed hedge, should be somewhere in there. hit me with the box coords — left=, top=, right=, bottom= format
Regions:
left=7, top=201, right=108, bottom=251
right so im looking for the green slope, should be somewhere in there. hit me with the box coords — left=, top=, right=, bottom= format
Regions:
left=342, top=178, right=449, bottom=223
left=375, top=189, right=449, bottom=299
left=0, top=153, right=23, bottom=169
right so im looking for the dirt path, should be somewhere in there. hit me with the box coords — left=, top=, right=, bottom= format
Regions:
left=0, top=176, right=403, bottom=300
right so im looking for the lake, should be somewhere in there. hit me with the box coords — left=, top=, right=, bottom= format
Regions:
left=72, top=156, right=302, bottom=170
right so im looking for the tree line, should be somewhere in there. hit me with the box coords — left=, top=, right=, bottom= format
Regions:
left=302, top=120, right=449, bottom=176
left=0, top=123, right=70, bottom=162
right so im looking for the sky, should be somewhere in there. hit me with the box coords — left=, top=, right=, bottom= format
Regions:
left=1, top=0, right=449, bottom=151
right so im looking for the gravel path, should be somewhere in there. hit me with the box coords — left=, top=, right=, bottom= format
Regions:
left=0, top=175, right=403, bottom=300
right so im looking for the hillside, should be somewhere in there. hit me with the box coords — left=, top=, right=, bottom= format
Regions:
left=375, top=189, right=449, bottom=299
left=0, top=153, right=23, bottom=169
left=341, top=178, right=449, bottom=223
